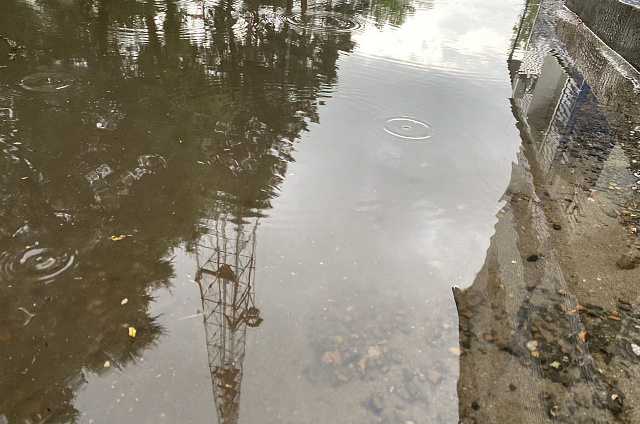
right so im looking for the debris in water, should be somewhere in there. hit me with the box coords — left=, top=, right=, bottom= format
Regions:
left=17, top=307, right=34, bottom=325
left=178, top=312, right=204, bottom=321
left=578, top=331, right=587, bottom=342
left=110, top=235, right=128, bottom=241
left=104, top=361, right=110, bottom=367
left=120, top=298, right=128, bottom=305
left=358, top=357, right=366, bottom=374
left=128, top=326, right=137, bottom=338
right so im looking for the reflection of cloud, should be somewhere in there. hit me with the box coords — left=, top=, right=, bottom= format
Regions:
left=353, top=0, right=516, bottom=73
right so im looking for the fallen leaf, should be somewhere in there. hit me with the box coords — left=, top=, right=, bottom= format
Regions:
left=110, top=235, right=127, bottom=241
left=104, top=361, right=110, bottom=368
left=128, top=326, right=137, bottom=338
left=121, top=298, right=128, bottom=305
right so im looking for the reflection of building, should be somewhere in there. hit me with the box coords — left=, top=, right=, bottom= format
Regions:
left=456, top=0, right=640, bottom=422
left=196, top=210, right=262, bottom=424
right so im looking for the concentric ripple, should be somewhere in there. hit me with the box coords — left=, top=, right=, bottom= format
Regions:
left=20, top=72, right=77, bottom=93
left=383, top=117, right=434, bottom=140
left=284, top=11, right=364, bottom=33
left=0, top=246, right=76, bottom=282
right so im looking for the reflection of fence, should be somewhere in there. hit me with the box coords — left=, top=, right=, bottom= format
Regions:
left=196, top=213, right=262, bottom=424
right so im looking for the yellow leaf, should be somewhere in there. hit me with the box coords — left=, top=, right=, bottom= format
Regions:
left=128, top=327, right=137, bottom=338
left=104, top=361, right=110, bottom=367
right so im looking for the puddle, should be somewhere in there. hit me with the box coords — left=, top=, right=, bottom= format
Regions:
left=0, top=0, right=639, bottom=422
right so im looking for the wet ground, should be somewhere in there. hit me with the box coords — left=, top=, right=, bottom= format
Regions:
left=1, top=0, right=639, bottom=423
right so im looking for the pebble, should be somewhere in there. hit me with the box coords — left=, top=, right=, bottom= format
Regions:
left=616, top=254, right=640, bottom=270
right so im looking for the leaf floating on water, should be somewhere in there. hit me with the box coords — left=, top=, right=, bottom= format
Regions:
left=128, top=326, right=137, bottom=338
left=121, top=298, right=128, bottom=305
left=104, top=361, right=110, bottom=368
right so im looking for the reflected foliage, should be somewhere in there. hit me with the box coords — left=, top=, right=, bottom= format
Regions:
left=0, top=0, right=410, bottom=422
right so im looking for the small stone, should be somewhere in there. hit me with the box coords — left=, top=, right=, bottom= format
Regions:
left=526, top=254, right=539, bottom=262
left=509, top=383, right=517, bottom=391
left=368, top=394, right=384, bottom=415
left=631, top=343, right=640, bottom=356
left=550, top=361, right=561, bottom=369
left=471, top=401, right=480, bottom=411
left=449, top=347, right=461, bottom=356
left=617, top=255, right=640, bottom=270
left=367, top=346, right=381, bottom=359
left=427, top=369, right=441, bottom=384
left=336, top=372, right=350, bottom=383
left=578, top=331, right=587, bottom=342
left=552, top=223, right=562, bottom=230
left=526, top=340, right=538, bottom=351
left=483, top=333, right=499, bottom=342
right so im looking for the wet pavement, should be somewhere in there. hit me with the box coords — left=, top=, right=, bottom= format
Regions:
left=0, top=0, right=639, bottom=423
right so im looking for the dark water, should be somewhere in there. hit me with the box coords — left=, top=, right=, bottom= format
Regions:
left=1, top=0, right=640, bottom=423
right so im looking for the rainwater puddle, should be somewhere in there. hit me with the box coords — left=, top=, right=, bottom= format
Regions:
left=1, top=0, right=640, bottom=423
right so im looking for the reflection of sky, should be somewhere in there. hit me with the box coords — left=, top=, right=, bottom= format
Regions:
left=75, top=0, right=526, bottom=422
left=354, top=0, right=519, bottom=73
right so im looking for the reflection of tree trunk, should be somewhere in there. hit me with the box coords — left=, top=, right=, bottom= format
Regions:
left=225, top=0, right=239, bottom=85
left=95, top=0, right=109, bottom=60
left=145, top=1, right=161, bottom=61
left=164, top=0, right=180, bottom=48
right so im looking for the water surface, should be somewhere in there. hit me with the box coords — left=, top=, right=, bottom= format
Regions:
left=2, top=0, right=639, bottom=423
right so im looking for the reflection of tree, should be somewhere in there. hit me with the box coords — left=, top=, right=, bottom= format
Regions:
left=0, top=0, right=412, bottom=422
